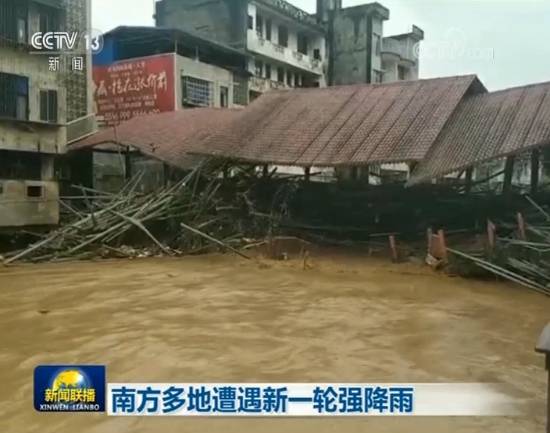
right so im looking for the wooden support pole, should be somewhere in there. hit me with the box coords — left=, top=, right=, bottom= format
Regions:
left=389, top=235, right=398, bottom=263
left=487, top=219, right=496, bottom=252
left=503, top=155, right=515, bottom=194
left=427, top=228, right=433, bottom=256
left=262, top=165, right=269, bottom=178
left=517, top=212, right=527, bottom=241
left=438, top=229, right=448, bottom=263
left=304, top=167, right=311, bottom=182
left=531, top=148, right=540, bottom=195
left=465, top=167, right=474, bottom=193
left=409, top=162, right=418, bottom=181
left=124, top=149, right=132, bottom=181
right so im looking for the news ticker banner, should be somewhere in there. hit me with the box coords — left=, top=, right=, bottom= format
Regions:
left=34, top=366, right=520, bottom=416
left=106, top=383, right=519, bottom=417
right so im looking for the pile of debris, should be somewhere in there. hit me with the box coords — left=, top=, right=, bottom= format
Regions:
left=448, top=195, right=550, bottom=296
left=2, top=165, right=262, bottom=264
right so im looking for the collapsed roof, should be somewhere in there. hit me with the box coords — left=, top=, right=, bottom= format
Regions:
left=409, top=81, right=550, bottom=185
left=72, top=75, right=550, bottom=185
left=197, top=75, right=485, bottom=166
left=71, top=109, right=238, bottom=169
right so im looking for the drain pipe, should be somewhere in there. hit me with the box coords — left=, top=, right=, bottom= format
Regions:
left=536, top=323, right=550, bottom=433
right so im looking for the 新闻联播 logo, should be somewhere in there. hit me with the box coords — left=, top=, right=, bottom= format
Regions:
left=34, top=365, right=105, bottom=412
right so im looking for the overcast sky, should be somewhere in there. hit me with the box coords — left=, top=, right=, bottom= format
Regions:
left=92, top=0, right=550, bottom=91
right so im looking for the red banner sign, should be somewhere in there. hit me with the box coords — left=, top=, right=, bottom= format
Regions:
left=93, top=54, right=175, bottom=126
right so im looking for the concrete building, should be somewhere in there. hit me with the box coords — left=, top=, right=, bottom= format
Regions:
left=316, top=1, right=423, bottom=85
left=93, top=26, right=251, bottom=121
left=65, top=26, right=250, bottom=193
left=154, top=0, right=328, bottom=100
left=381, top=25, right=424, bottom=83
left=0, top=0, right=95, bottom=228
left=314, top=1, right=424, bottom=182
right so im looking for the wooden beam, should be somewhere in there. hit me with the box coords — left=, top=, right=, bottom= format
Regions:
left=503, top=155, right=515, bottom=194
left=124, top=149, right=132, bottom=180
left=363, top=165, right=370, bottom=185
left=438, top=229, right=448, bottom=263
left=531, top=148, right=540, bottom=195
left=465, top=167, right=474, bottom=193
left=389, top=235, right=398, bottom=263
left=517, top=212, right=527, bottom=241
left=487, top=220, right=496, bottom=252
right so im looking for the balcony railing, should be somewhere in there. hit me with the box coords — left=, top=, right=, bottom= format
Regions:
left=248, top=31, right=323, bottom=75
left=249, top=76, right=290, bottom=93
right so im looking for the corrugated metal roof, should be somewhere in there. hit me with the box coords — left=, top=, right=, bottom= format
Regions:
left=70, top=109, right=238, bottom=169
left=409, top=81, right=550, bottom=185
left=198, top=75, right=483, bottom=166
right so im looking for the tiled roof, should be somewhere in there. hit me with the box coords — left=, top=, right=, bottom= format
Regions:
left=409, top=81, right=550, bottom=185
left=198, top=75, right=483, bottom=166
left=70, top=109, right=238, bottom=169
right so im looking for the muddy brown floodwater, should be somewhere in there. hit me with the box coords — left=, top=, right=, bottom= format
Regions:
left=0, top=253, right=549, bottom=433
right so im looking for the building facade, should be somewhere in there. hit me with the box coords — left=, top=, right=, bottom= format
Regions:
left=381, top=25, right=424, bottom=83
left=154, top=0, right=328, bottom=101
left=0, top=0, right=95, bottom=228
left=316, top=1, right=423, bottom=85
left=92, top=26, right=250, bottom=125
left=68, top=26, right=250, bottom=193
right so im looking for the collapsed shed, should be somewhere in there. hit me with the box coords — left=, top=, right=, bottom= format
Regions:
left=195, top=75, right=486, bottom=167
left=64, top=108, right=238, bottom=193
left=71, top=74, right=550, bottom=191
left=409, top=81, right=550, bottom=188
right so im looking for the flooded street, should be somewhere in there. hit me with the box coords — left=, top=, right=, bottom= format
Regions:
left=0, top=253, right=549, bottom=432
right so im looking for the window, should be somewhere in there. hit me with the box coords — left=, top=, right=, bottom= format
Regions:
left=398, top=65, right=407, bottom=81
left=0, top=73, right=28, bottom=120
left=220, top=86, right=229, bottom=108
left=277, top=67, right=285, bottom=83
left=256, top=14, right=263, bottom=37
left=27, top=185, right=44, bottom=198
left=297, top=33, right=308, bottom=55
left=287, top=71, right=293, bottom=86
left=254, top=59, right=263, bottom=77
left=16, top=94, right=27, bottom=120
left=233, top=76, right=249, bottom=106
left=40, top=90, right=58, bottom=123
left=265, top=64, right=272, bottom=80
left=247, top=15, right=253, bottom=30
left=0, top=150, right=41, bottom=180
left=182, top=76, right=213, bottom=107
left=17, top=5, right=27, bottom=44
left=313, top=48, right=321, bottom=60
left=17, top=17, right=26, bottom=43
left=0, top=1, right=28, bottom=44
left=39, top=5, right=59, bottom=33
left=374, top=34, right=381, bottom=56
left=265, top=19, right=272, bottom=41
left=278, top=25, right=288, bottom=47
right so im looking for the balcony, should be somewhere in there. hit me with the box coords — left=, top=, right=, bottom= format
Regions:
left=249, top=76, right=290, bottom=93
left=247, top=30, right=323, bottom=76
